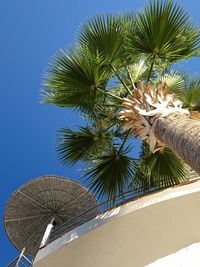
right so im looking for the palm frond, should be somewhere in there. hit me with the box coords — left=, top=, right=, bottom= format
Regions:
left=78, top=14, right=133, bottom=68
left=127, top=60, right=148, bottom=83
left=122, top=60, right=148, bottom=88
left=57, top=127, right=111, bottom=165
left=42, top=47, right=110, bottom=114
left=92, top=105, right=118, bottom=129
left=160, top=70, right=184, bottom=94
left=108, top=60, right=149, bottom=98
left=126, top=0, right=200, bottom=64
left=84, top=146, right=137, bottom=200
left=182, top=77, right=200, bottom=111
left=132, top=142, right=188, bottom=190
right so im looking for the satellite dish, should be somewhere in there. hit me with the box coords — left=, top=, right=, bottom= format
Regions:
left=4, top=175, right=99, bottom=257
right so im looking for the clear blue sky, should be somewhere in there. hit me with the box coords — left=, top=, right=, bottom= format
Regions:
left=1, top=0, right=200, bottom=265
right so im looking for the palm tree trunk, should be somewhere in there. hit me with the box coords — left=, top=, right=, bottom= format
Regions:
left=154, top=112, right=200, bottom=175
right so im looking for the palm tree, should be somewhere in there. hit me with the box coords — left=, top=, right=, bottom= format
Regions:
left=119, top=80, right=200, bottom=174
left=43, top=0, right=200, bottom=201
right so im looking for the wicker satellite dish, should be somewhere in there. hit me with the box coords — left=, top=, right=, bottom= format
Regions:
left=4, top=175, right=99, bottom=257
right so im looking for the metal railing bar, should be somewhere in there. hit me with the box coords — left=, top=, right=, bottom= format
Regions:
left=22, top=256, right=32, bottom=265
left=52, top=188, right=142, bottom=236
left=6, top=258, right=18, bottom=267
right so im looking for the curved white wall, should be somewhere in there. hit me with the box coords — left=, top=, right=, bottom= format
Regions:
left=34, top=180, right=200, bottom=267
left=147, top=243, right=200, bottom=267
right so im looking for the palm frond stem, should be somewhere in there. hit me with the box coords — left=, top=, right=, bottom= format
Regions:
left=110, top=65, right=132, bottom=94
left=125, top=66, right=137, bottom=90
left=147, top=54, right=156, bottom=81
left=97, top=87, right=123, bottom=101
left=118, top=129, right=131, bottom=154
left=102, top=120, right=118, bottom=133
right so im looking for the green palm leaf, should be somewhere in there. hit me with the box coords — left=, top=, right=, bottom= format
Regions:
left=127, top=60, right=148, bottom=83
left=126, top=1, right=200, bottom=64
left=160, top=70, right=184, bottom=94
left=91, top=105, right=119, bottom=129
left=133, top=142, right=188, bottom=190
left=182, top=77, right=200, bottom=111
left=120, top=60, right=148, bottom=88
left=57, top=127, right=111, bottom=165
left=43, top=47, right=110, bottom=113
left=78, top=14, right=132, bottom=68
left=108, top=60, right=149, bottom=99
left=85, top=146, right=137, bottom=200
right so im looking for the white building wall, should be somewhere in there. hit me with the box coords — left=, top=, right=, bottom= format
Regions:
left=147, top=243, right=200, bottom=267
left=34, top=180, right=200, bottom=267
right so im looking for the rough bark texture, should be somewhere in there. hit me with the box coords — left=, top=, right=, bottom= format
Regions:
left=154, top=112, right=200, bottom=175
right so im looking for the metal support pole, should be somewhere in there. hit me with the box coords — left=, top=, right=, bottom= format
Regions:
left=40, top=218, right=56, bottom=248
left=16, top=247, right=26, bottom=267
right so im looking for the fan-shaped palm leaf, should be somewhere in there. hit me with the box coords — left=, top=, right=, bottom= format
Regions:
left=133, top=142, right=188, bottom=191
left=78, top=14, right=133, bottom=68
left=127, top=60, right=148, bottom=83
left=160, top=70, right=184, bottom=94
left=120, top=60, right=148, bottom=89
left=182, top=77, right=200, bottom=111
left=85, top=146, right=137, bottom=200
left=43, top=47, right=110, bottom=113
left=57, top=127, right=111, bottom=165
left=126, top=1, right=200, bottom=66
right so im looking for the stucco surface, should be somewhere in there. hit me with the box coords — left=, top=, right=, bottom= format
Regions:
left=34, top=180, right=200, bottom=267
